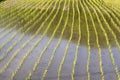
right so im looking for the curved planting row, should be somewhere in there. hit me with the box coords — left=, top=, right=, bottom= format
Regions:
left=0, top=0, right=120, bottom=80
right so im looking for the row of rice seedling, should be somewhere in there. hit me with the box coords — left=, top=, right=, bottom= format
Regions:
left=0, top=2, right=37, bottom=31
left=0, top=0, right=27, bottom=19
left=0, top=2, right=33, bottom=34
left=93, top=0, right=120, bottom=33
left=0, top=24, right=17, bottom=40
left=0, top=0, right=53, bottom=70
left=93, top=0, right=120, bottom=56
left=0, top=1, right=40, bottom=51
left=0, top=0, right=45, bottom=31
left=0, top=0, right=119, bottom=79
left=79, top=0, right=91, bottom=80
left=114, top=7, right=120, bottom=13
left=0, top=25, right=22, bottom=57
left=102, top=0, right=120, bottom=14
left=96, top=0, right=120, bottom=17
left=86, top=0, right=120, bottom=79
left=82, top=0, right=104, bottom=80
left=84, top=1, right=104, bottom=79
left=0, top=0, right=33, bottom=25
left=0, top=0, right=46, bottom=19
left=26, top=0, right=64, bottom=79
left=0, top=2, right=44, bottom=60
left=41, top=3, right=69, bottom=80
left=91, top=1, right=120, bottom=79
left=90, top=0, right=120, bottom=72
left=71, top=0, right=81, bottom=80
left=57, top=0, right=74, bottom=79
left=0, top=0, right=55, bottom=76
left=38, top=1, right=69, bottom=80
left=27, top=1, right=66, bottom=79
left=93, top=2, right=120, bottom=47
left=8, top=0, right=59, bottom=78
left=95, top=0, right=120, bottom=25
left=0, top=0, right=47, bottom=61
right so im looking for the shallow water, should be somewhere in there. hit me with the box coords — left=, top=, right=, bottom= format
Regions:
left=0, top=0, right=120, bottom=80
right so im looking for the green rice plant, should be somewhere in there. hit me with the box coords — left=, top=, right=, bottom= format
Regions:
left=0, top=0, right=30, bottom=23
left=93, top=0, right=120, bottom=33
left=80, top=2, right=90, bottom=80
left=0, top=0, right=40, bottom=30
left=112, top=7, right=120, bottom=14
left=0, top=0, right=26, bottom=19
left=0, top=4, right=31, bottom=33
left=0, top=0, right=120, bottom=80
left=91, top=1, right=120, bottom=79
left=95, top=0, right=120, bottom=25
left=0, top=0, right=45, bottom=19
left=0, top=0, right=47, bottom=45
left=26, top=0, right=63, bottom=79
left=87, top=0, right=120, bottom=79
left=36, top=1, right=68, bottom=80
left=79, top=1, right=91, bottom=80
left=96, top=0, right=120, bottom=17
left=58, top=0, right=75, bottom=80
left=0, top=24, right=17, bottom=40
left=0, top=0, right=54, bottom=75
left=71, top=0, right=81, bottom=80
left=83, top=0, right=104, bottom=80
left=0, top=25, right=20, bottom=52
left=100, top=6, right=120, bottom=26
left=38, top=1, right=71, bottom=80
left=93, top=0, right=120, bottom=58
left=0, top=0, right=46, bottom=29
left=0, top=1, right=46, bottom=59
left=0, top=0, right=48, bottom=61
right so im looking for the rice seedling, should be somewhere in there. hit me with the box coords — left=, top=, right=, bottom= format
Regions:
left=0, top=0, right=48, bottom=61
left=26, top=0, right=64, bottom=79
left=82, top=1, right=104, bottom=80
left=79, top=1, right=91, bottom=80
left=0, top=0, right=40, bottom=28
left=0, top=0, right=54, bottom=75
left=0, top=0, right=120, bottom=80
left=86, top=0, right=120, bottom=79
left=58, top=0, right=75, bottom=80
left=71, top=0, right=81, bottom=80
left=93, top=0, right=120, bottom=56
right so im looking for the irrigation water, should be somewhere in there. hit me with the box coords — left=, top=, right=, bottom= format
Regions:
left=0, top=0, right=120, bottom=80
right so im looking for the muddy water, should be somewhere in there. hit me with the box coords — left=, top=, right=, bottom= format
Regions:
left=0, top=0, right=120, bottom=80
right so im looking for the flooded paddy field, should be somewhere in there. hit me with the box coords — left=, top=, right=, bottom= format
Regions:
left=0, top=0, right=120, bottom=80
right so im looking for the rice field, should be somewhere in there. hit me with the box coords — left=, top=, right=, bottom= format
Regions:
left=0, top=0, right=120, bottom=80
